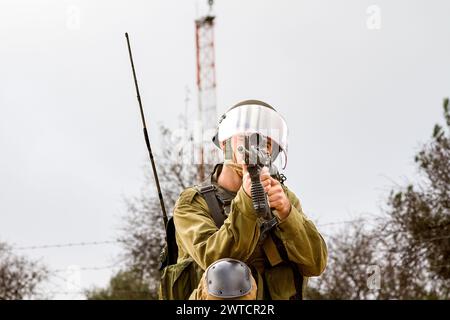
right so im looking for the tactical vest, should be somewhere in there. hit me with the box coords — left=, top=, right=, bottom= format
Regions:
left=159, top=171, right=303, bottom=300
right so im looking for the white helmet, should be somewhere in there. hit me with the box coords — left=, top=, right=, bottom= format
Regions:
left=212, top=100, right=288, bottom=168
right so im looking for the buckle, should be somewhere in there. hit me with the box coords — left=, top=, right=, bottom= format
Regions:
left=259, top=217, right=278, bottom=242
left=199, top=184, right=216, bottom=193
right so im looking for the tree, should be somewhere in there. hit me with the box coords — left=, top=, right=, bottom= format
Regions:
left=0, top=242, right=48, bottom=300
left=307, top=222, right=380, bottom=299
left=309, top=99, right=450, bottom=299
left=89, top=124, right=213, bottom=299
left=85, top=270, right=153, bottom=300
left=379, top=98, right=449, bottom=298
left=118, top=125, right=212, bottom=298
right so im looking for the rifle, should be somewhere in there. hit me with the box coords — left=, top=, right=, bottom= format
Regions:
left=125, top=33, right=168, bottom=230
left=237, top=135, right=278, bottom=241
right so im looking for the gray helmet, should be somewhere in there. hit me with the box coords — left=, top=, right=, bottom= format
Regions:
left=205, top=258, right=253, bottom=298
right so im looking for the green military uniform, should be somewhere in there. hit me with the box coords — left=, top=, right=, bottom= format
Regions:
left=172, top=163, right=327, bottom=300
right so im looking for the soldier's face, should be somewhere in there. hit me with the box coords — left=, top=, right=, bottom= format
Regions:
left=222, top=135, right=273, bottom=164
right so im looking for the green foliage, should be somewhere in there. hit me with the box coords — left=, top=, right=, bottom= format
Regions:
left=385, top=98, right=450, bottom=292
left=0, top=242, right=48, bottom=300
left=85, top=270, right=154, bottom=300
left=310, top=98, right=450, bottom=299
left=95, top=123, right=207, bottom=300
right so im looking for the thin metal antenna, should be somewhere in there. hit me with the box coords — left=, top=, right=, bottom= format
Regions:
left=125, top=32, right=168, bottom=229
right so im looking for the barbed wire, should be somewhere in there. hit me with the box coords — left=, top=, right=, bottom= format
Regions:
left=49, top=271, right=84, bottom=291
left=7, top=218, right=378, bottom=251
left=51, top=256, right=127, bottom=273
left=12, top=240, right=124, bottom=251
left=44, top=257, right=128, bottom=295
left=316, top=217, right=383, bottom=227
left=52, top=264, right=120, bottom=273
left=7, top=219, right=447, bottom=254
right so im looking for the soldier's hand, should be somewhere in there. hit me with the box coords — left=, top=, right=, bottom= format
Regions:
left=267, top=177, right=291, bottom=220
left=242, top=166, right=271, bottom=198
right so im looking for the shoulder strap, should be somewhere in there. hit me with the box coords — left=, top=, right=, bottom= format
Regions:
left=161, top=184, right=225, bottom=269
left=198, top=184, right=226, bottom=228
left=271, top=233, right=304, bottom=300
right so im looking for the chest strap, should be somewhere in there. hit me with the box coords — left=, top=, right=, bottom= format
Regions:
left=198, top=184, right=284, bottom=266
left=197, top=183, right=302, bottom=300
left=197, top=184, right=226, bottom=228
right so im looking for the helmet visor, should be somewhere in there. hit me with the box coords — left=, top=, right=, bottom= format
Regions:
left=217, top=104, right=288, bottom=165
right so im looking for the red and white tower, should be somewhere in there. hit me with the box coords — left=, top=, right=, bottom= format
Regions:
left=195, top=0, right=219, bottom=181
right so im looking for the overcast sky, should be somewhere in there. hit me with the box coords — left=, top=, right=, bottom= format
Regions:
left=1, top=0, right=449, bottom=298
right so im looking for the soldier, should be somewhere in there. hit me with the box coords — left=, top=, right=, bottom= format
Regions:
left=163, top=100, right=327, bottom=300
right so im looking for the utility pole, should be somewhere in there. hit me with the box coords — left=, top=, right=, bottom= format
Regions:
left=195, top=0, right=219, bottom=182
